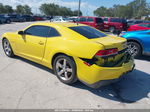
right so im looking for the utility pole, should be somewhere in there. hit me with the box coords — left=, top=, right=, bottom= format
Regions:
left=78, top=0, right=81, bottom=17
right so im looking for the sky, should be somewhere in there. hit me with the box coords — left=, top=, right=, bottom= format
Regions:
left=0, top=0, right=150, bottom=16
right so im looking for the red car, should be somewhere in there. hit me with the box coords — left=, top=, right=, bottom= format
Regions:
left=128, top=23, right=150, bottom=31
left=76, top=16, right=104, bottom=31
left=33, top=16, right=44, bottom=21
left=102, top=17, right=127, bottom=32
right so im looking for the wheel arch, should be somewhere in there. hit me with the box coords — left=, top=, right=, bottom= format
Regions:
left=127, top=39, right=144, bottom=53
left=51, top=52, right=76, bottom=68
left=2, top=37, right=8, bottom=42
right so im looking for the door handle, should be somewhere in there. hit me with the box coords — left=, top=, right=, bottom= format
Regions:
left=38, top=41, right=44, bottom=45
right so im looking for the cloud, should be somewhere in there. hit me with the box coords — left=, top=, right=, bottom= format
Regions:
left=0, top=0, right=98, bottom=15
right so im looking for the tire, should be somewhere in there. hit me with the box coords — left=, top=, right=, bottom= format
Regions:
left=6, top=19, right=11, bottom=24
left=2, top=38, right=15, bottom=57
left=53, top=55, right=77, bottom=84
left=127, top=41, right=142, bottom=58
left=109, top=26, right=115, bottom=33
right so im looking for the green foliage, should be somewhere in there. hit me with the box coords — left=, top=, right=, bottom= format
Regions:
left=94, top=0, right=150, bottom=19
left=16, top=5, right=32, bottom=15
left=0, top=3, right=13, bottom=14
left=40, top=3, right=82, bottom=16
left=0, top=3, right=32, bottom=15
left=72, top=10, right=82, bottom=16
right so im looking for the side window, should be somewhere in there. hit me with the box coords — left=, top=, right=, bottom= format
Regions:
left=48, top=27, right=61, bottom=37
left=138, top=24, right=150, bottom=28
left=24, top=25, right=50, bottom=37
left=103, top=18, right=108, bottom=22
left=79, top=17, right=86, bottom=22
left=135, top=21, right=143, bottom=24
left=138, top=24, right=146, bottom=27
left=110, top=18, right=121, bottom=22
left=87, top=18, right=94, bottom=22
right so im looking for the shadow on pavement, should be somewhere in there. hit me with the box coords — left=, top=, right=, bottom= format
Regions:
left=71, top=69, right=150, bottom=103
left=136, top=55, right=150, bottom=61
left=16, top=56, right=150, bottom=103
left=16, top=56, right=54, bottom=74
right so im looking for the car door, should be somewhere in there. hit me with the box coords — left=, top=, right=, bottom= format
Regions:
left=16, top=25, right=49, bottom=62
left=145, top=25, right=150, bottom=52
left=110, top=18, right=122, bottom=29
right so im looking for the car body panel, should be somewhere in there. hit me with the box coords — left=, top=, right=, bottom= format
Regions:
left=121, top=30, right=150, bottom=53
left=128, top=23, right=150, bottom=31
left=102, top=17, right=127, bottom=31
left=75, top=16, right=104, bottom=31
left=2, top=22, right=134, bottom=87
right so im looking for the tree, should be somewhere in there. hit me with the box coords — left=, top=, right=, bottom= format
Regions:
left=40, top=3, right=82, bottom=16
left=94, top=6, right=108, bottom=17
left=16, top=5, right=32, bottom=15
left=40, top=3, right=60, bottom=16
left=0, top=3, right=13, bottom=14
left=0, top=3, right=5, bottom=14
left=72, top=10, right=82, bottom=16
left=93, top=0, right=150, bottom=19
left=4, top=5, right=13, bottom=13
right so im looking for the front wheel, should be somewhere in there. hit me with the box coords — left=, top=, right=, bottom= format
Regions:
left=127, top=41, right=142, bottom=58
left=53, top=55, right=77, bottom=84
left=6, top=19, right=11, bottom=24
left=2, top=38, right=15, bottom=57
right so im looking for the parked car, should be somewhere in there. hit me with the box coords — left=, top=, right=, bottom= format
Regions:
left=0, top=16, right=6, bottom=24
left=68, top=17, right=78, bottom=22
left=2, top=22, right=134, bottom=88
left=33, top=16, right=44, bottom=21
left=51, top=17, right=69, bottom=22
left=127, top=20, right=150, bottom=27
left=128, top=23, right=150, bottom=31
left=76, top=16, right=104, bottom=31
left=121, top=30, right=150, bottom=58
left=0, top=15, right=11, bottom=24
left=7, top=14, right=25, bottom=22
left=21, top=15, right=35, bottom=21
left=102, top=17, right=127, bottom=32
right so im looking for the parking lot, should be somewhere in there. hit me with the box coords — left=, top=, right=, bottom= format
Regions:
left=0, top=21, right=150, bottom=109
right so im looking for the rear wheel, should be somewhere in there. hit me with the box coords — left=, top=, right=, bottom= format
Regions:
left=2, top=38, right=15, bottom=57
left=127, top=41, right=142, bottom=58
left=53, top=55, right=77, bottom=84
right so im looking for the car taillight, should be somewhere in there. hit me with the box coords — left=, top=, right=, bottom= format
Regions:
left=95, top=48, right=118, bottom=57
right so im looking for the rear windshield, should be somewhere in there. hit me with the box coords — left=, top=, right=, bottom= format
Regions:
left=96, top=18, right=103, bottom=23
left=69, top=26, right=107, bottom=39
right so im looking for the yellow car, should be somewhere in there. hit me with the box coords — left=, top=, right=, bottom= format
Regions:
left=2, top=22, right=135, bottom=88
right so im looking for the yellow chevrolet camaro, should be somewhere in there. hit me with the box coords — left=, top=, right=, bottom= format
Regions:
left=2, top=22, right=135, bottom=88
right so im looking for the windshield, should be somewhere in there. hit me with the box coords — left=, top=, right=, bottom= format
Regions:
left=69, top=26, right=107, bottom=39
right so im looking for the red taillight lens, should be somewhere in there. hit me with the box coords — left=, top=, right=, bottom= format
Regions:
left=95, top=48, right=118, bottom=57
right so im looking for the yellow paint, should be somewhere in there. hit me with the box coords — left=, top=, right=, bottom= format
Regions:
left=2, top=22, right=134, bottom=85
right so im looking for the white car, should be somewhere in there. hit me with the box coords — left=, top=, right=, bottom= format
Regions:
left=51, top=18, right=69, bottom=22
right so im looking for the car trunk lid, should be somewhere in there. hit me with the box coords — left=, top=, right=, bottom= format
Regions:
left=89, top=36, right=130, bottom=67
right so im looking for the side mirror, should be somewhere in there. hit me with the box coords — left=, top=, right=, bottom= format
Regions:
left=18, top=31, right=24, bottom=35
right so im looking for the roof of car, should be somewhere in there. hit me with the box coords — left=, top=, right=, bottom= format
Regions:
left=79, top=16, right=101, bottom=18
left=31, top=22, right=86, bottom=27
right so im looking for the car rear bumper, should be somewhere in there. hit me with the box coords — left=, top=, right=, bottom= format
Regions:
left=81, top=64, right=134, bottom=89
left=75, top=57, right=134, bottom=88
